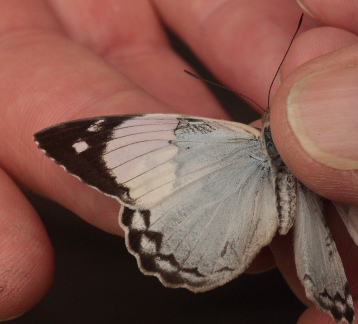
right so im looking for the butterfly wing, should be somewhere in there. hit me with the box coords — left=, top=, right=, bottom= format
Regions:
left=294, top=183, right=354, bottom=324
left=34, top=114, right=257, bottom=207
left=35, top=114, right=279, bottom=291
left=334, top=203, right=358, bottom=246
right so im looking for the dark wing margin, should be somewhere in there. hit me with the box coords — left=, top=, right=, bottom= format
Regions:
left=34, top=115, right=143, bottom=202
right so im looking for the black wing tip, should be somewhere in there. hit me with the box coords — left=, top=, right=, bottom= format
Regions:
left=33, top=113, right=147, bottom=142
left=33, top=116, right=142, bottom=204
left=330, top=303, right=354, bottom=324
left=329, top=309, right=354, bottom=324
left=315, top=282, right=355, bottom=324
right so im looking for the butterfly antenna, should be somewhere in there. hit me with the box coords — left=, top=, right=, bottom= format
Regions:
left=184, top=70, right=266, bottom=113
left=185, top=14, right=303, bottom=113
left=267, top=13, right=304, bottom=108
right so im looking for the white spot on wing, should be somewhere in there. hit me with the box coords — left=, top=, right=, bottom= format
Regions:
left=155, top=257, right=176, bottom=272
left=131, top=210, right=147, bottom=231
left=140, top=235, right=157, bottom=254
left=72, top=141, right=89, bottom=153
left=87, top=119, right=105, bottom=132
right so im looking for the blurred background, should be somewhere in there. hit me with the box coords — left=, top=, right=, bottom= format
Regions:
left=8, top=29, right=305, bottom=324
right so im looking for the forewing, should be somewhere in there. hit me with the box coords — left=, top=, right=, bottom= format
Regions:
left=334, top=203, right=358, bottom=246
left=34, top=114, right=260, bottom=208
left=294, top=183, right=354, bottom=324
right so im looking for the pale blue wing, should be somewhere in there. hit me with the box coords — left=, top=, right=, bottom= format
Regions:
left=294, top=183, right=354, bottom=324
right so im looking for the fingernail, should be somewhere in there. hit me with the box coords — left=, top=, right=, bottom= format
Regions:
left=287, top=65, right=358, bottom=170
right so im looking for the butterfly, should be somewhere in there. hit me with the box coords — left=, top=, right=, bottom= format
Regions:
left=33, top=16, right=357, bottom=324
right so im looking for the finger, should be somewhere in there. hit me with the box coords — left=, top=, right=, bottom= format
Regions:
left=0, top=1, right=63, bottom=33
left=49, top=0, right=228, bottom=119
left=271, top=28, right=358, bottom=205
left=0, top=3, right=60, bottom=318
left=296, top=0, right=358, bottom=34
left=0, top=168, right=54, bottom=321
left=151, top=0, right=319, bottom=109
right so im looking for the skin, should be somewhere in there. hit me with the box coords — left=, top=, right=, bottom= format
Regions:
left=0, top=0, right=357, bottom=322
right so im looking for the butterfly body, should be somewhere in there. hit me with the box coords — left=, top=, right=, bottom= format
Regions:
left=258, top=116, right=297, bottom=237
left=35, top=113, right=356, bottom=323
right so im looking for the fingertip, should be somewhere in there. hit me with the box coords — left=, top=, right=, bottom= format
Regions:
left=298, top=305, right=336, bottom=324
left=278, top=26, right=358, bottom=80
left=0, top=169, right=54, bottom=320
left=295, top=0, right=358, bottom=34
left=298, top=302, right=358, bottom=324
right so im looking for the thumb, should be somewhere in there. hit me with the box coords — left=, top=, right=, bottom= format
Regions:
left=287, top=65, right=358, bottom=171
left=271, top=30, right=358, bottom=206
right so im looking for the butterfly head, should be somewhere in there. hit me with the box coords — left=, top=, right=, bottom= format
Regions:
left=261, top=111, right=284, bottom=170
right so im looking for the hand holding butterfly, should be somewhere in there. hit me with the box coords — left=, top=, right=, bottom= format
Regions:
left=269, top=3, right=358, bottom=324
left=0, top=1, right=357, bottom=323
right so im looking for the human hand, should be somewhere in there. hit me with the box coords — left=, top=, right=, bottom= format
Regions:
left=269, top=1, right=358, bottom=323
left=0, top=1, right=357, bottom=323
